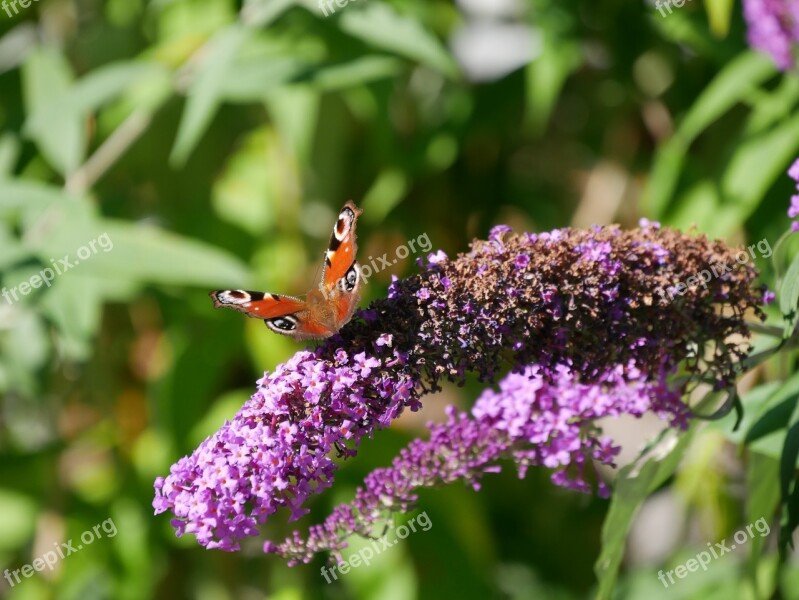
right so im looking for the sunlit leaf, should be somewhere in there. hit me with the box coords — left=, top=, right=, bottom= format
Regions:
left=0, top=490, right=37, bottom=550
left=170, top=25, right=251, bottom=166
left=681, top=51, right=776, bottom=142
left=744, top=75, right=799, bottom=136
left=72, top=221, right=252, bottom=288
left=721, top=112, right=799, bottom=233
left=264, top=87, right=320, bottom=166
left=73, top=61, right=169, bottom=114
left=212, top=127, right=281, bottom=235
left=0, top=132, right=20, bottom=177
left=595, top=430, right=694, bottom=599
left=241, top=0, right=296, bottom=27
left=339, top=4, right=458, bottom=78
left=645, top=52, right=778, bottom=219
left=780, top=399, right=799, bottom=552
left=745, top=453, right=779, bottom=594
left=704, top=0, right=735, bottom=37
left=39, top=274, right=103, bottom=360
left=302, top=56, right=403, bottom=91
left=21, top=47, right=84, bottom=176
left=525, top=39, right=581, bottom=134
left=745, top=374, right=799, bottom=444
left=780, top=250, right=799, bottom=319
left=219, top=57, right=307, bottom=102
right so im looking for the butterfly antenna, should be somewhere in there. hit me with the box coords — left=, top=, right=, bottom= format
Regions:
left=311, top=250, right=325, bottom=288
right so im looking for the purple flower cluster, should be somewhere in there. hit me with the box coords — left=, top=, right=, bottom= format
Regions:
left=154, top=223, right=763, bottom=557
left=743, top=0, right=799, bottom=70
left=153, top=348, right=421, bottom=551
left=789, top=157, right=799, bottom=231
left=265, top=363, right=690, bottom=563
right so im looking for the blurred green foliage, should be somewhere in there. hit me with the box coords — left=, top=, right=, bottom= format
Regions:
left=1, top=0, right=799, bottom=598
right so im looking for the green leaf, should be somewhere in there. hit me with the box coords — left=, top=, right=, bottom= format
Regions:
left=643, top=137, right=689, bottom=219
left=0, top=490, right=37, bottom=551
left=361, top=168, right=408, bottom=224
left=21, top=47, right=84, bottom=176
left=211, top=126, right=281, bottom=235
left=667, top=180, right=720, bottom=233
left=170, top=25, right=251, bottom=166
left=0, top=180, right=89, bottom=231
left=219, top=57, right=307, bottom=103
left=4, top=182, right=251, bottom=288
left=720, top=112, right=799, bottom=233
left=779, top=398, right=799, bottom=552
left=301, top=56, right=404, bottom=92
left=745, top=453, right=779, bottom=592
left=0, top=132, right=20, bottom=177
left=23, top=60, right=168, bottom=181
left=241, top=0, right=296, bottom=27
left=1, top=309, right=50, bottom=372
left=744, top=75, right=799, bottom=136
left=644, top=52, right=777, bottom=219
left=70, top=61, right=170, bottom=114
left=745, top=373, right=799, bottom=444
left=704, top=0, right=734, bottom=37
left=680, top=51, right=776, bottom=142
left=594, top=429, right=694, bottom=599
left=525, top=39, right=582, bottom=134
left=784, top=479, right=799, bottom=555
left=264, top=87, right=320, bottom=165
left=0, top=222, right=30, bottom=270
left=189, top=390, right=250, bottom=446
left=747, top=395, right=799, bottom=445
left=40, top=221, right=251, bottom=288
left=339, top=4, right=458, bottom=79
left=650, top=8, right=725, bottom=60
left=780, top=250, right=799, bottom=319
left=38, top=274, right=103, bottom=360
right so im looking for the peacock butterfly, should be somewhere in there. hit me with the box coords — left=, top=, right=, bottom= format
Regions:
left=209, top=201, right=363, bottom=340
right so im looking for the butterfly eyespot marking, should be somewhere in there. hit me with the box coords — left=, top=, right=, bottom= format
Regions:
left=336, top=208, right=355, bottom=235
left=330, top=207, right=355, bottom=250
left=265, top=315, right=298, bottom=332
left=211, top=290, right=273, bottom=307
left=223, top=290, right=250, bottom=301
left=339, top=263, right=360, bottom=293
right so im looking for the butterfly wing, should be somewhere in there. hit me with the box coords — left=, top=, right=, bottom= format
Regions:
left=321, top=201, right=362, bottom=292
left=317, top=201, right=363, bottom=330
left=209, top=290, right=309, bottom=337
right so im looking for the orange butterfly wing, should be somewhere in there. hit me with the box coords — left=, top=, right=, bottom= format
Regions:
left=321, top=201, right=362, bottom=292
left=209, top=290, right=309, bottom=335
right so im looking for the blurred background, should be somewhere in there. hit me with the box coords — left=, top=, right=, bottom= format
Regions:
left=0, top=0, right=796, bottom=598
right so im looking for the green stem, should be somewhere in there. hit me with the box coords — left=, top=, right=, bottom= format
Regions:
left=747, top=322, right=787, bottom=337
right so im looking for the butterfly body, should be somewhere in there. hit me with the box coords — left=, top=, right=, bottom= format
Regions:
left=210, top=202, right=363, bottom=340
